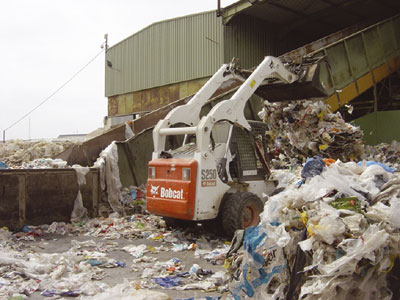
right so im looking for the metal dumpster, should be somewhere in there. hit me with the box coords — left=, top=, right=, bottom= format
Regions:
left=0, top=168, right=100, bottom=230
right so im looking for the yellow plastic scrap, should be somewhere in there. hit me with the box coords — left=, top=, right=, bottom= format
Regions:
left=224, top=241, right=231, bottom=245
left=224, top=259, right=231, bottom=269
left=300, top=211, right=308, bottom=226
left=382, top=254, right=397, bottom=273
left=317, top=110, right=327, bottom=122
left=2, top=226, right=9, bottom=231
left=131, top=281, right=141, bottom=290
left=307, top=223, right=320, bottom=236
left=151, top=234, right=163, bottom=240
left=147, top=246, right=156, bottom=253
left=319, top=144, right=328, bottom=151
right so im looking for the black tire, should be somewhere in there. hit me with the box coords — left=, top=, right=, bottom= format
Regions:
left=201, top=217, right=223, bottom=236
left=163, top=217, right=196, bottom=229
left=221, top=192, right=264, bottom=239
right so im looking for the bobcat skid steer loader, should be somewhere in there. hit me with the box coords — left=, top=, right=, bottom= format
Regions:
left=146, top=56, right=298, bottom=237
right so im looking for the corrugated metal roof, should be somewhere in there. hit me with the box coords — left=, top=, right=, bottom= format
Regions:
left=105, top=10, right=224, bottom=97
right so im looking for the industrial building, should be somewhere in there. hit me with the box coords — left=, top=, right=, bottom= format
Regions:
left=104, top=0, right=400, bottom=144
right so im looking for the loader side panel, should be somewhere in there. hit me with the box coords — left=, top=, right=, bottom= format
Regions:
left=146, top=159, right=197, bottom=220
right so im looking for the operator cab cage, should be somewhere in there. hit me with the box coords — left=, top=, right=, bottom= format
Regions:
left=163, top=120, right=271, bottom=184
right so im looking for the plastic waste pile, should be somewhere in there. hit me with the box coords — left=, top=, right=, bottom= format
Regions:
left=22, top=158, right=68, bottom=169
left=258, top=100, right=364, bottom=168
left=227, top=158, right=400, bottom=299
left=0, top=139, right=74, bottom=168
left=364, top=140, right=400, bottom=170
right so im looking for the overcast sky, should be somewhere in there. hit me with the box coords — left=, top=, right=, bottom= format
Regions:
left=1, top=0, right=237, bottom=141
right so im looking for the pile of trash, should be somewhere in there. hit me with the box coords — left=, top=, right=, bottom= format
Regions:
left=227, top=158, right=400, bottom=299
left=364, top=140, right=400, bottom=170
left=258, top=100, right=364, bottom=168
left=0, top=139, right=74, bottom=168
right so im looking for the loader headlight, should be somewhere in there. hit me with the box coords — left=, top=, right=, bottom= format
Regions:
left=182, top=168, right=191, bottom=181
left=148, top=166, right=156, bottom=179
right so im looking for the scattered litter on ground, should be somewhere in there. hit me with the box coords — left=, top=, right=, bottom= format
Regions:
left=79, top=280, right=171, bottom=300
left=0, top=213, right=230, bottom=299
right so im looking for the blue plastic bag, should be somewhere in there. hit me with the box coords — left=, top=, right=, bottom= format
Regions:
left=153, top=276, right=182, bottom=288
left=301, top=156, right=326, bottom=179
left=357, top=161, right=396, bottom=173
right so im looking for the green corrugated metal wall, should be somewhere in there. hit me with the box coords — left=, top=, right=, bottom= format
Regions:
left=223, top=14, right=300, bottom=68
left=353, top=111, right=400, bottom=145
left=105, top=11, right=224, bottom=97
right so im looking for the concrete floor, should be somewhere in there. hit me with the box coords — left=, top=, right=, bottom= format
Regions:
left=24, top=232, right=230, bottom=300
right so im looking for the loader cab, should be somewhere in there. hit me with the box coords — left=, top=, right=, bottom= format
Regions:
left=229, top=121, right=270, bottom=182
left=159, top=120, right=271, bottom=185
left=210, top=120, right=271, bottom=184
left=162, top=120, right=271, bottom=182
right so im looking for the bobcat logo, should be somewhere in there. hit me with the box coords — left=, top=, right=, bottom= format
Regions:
left=150, top=184, right=159, bottom=195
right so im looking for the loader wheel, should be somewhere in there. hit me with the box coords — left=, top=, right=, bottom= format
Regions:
left=163, top=217, right=195, bottom=229
left=221, top=192, right=263, bottom=238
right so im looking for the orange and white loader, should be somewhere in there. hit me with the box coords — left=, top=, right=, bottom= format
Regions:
left=146, top=56, right=298, bottom=237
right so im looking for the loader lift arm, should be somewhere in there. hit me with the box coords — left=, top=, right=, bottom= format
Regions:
left=153, top=60, right=245, bottom=155
left=153, top=56, right=298, bottom=157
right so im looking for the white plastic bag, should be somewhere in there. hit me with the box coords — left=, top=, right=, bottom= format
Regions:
left=71, top=190, right=88, bottom=223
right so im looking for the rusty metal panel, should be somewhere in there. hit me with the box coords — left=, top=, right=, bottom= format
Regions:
left=56, top=125, right=126, bottom=166
left=108, top=77, right=209, bottom=116
left=0, top=169, right=99, bottom=230
left=379, top=19, right=397, bottom=57
left=117, top=128, right=154, bottom=187
left=280, top=22, right=370, bottom=63
left=326, top=42, right=353, bottom=89
left=364, top=27, right=385, bottom=69
left=346, top=34, right=369, bottom=78
left=0, top=172, right=20, bottom=229
left=105, top=11, right=224, bottom=97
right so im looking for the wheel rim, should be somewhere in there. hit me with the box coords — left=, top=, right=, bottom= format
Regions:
left=241, top=203, right=259, bottom=228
